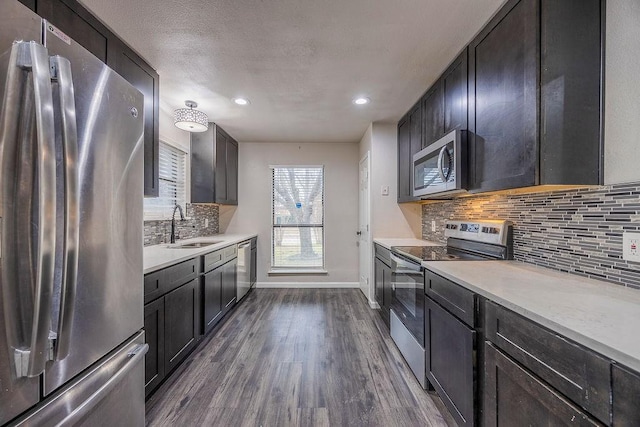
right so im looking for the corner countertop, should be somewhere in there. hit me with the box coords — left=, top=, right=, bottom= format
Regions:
left=373, top=237, right=443, bottom=250
left=144, top=234, right=257, bottom=274
left=424, top=260, right=640, bottom=373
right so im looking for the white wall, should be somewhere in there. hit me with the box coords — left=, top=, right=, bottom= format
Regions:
left=604, top=0, right=640, bottom=184
left=225, top=142, right=360, bottom=285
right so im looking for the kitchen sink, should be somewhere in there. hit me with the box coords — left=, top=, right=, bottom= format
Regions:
left=168, top=241, right=222, bottom=249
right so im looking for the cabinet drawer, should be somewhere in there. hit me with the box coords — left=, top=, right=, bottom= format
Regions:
left=485, top=301, right=611, bottom=424
left=484, top=342, right=600, bottom=427
left=374, top=244, right=391, bottom=265
left=143, top=270, right=164, bottom=304
left=224, top=244, right=237, bottom=261
left=203, top=249, right=225, bottom=273
left=164, top=258, right=199, bottom=293
left=426, top=271, right=475, bottom=327
left=612, top=364, right=640, bottom=426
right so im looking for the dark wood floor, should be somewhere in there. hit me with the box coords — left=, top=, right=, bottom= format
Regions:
left=145, top=289, right=452, bottom=426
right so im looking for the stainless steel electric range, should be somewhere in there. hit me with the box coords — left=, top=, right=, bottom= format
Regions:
left=388, top=219, right=513, bottom=388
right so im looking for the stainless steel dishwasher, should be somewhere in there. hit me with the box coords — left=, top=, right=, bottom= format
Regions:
left=236, top=240, right=253, bottom=301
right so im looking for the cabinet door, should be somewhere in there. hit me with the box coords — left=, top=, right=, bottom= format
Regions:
left=443, top=49, right=468, bottom=134
left=37, top=0, right=108, bottom=62
left=250, top=247, right=257, bottom=286
left=109, top=41, right=160, bottom=197
left=484, top=342, right=600, bottom=426
left=613, top=364, right=640, bottom=426
left=409, top=104, right=423, bottom=164
left=215, top=128, right=228, bottom=203
left=426, top=298, right=475, bottom=427
left=226, top=138, right=238, bottom=204
left=164, top=278, right=200, bottom=374
left=374, top=258, right=384, bottom=307
left=18, top=0, right=35, bottom=11
left=203, top=269, right=223, bottom=334
left=382, top=261, right=393, bottom=314
left=144, top=297, right=165, bottom=397
left=397, top=117, right=412, bottom=202
left=468, top=0, right=538, bottom=192
left=422, top=82, right=444, bottom=147
left=221, top=259, right=237, bottom=315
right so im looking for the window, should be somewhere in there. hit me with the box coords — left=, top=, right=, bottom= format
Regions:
left=271, top=166, right=324, bottom=270
left=144, top=142, right=187, bottom=220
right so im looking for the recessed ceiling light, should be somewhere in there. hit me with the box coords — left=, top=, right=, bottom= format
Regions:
left=353, top=97, right=370, bottom=105
left=233, top=98, right=250, bottom=105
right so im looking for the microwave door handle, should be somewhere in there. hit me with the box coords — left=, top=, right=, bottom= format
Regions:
left=50, top=55, right=79, bottom=361
left=437, top=146, right=447, bottom=183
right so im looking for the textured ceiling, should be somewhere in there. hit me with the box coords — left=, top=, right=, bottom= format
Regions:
left=78, top=0, right=505, bottom=143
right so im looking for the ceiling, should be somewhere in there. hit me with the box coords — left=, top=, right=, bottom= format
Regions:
left=79, top=0, right=505, bottom=143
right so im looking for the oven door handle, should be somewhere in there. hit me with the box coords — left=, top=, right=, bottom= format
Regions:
left=390, top=253, right=421, bottom=272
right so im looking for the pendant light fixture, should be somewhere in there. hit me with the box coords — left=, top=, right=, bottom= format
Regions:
left=174, top=100, right=209, bottom=132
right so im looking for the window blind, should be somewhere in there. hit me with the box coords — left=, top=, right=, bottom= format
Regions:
left=271, top=166, right=324, bottom=269
left=144, top=142, right=187, bottom=219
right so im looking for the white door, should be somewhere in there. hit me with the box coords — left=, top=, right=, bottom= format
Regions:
left=358, top=153, right=371, bottom=301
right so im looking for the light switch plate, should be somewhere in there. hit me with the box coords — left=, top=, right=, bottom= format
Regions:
left=205, top=219, right=209, bottom=228
left=381, top=185, right=389, bottom=196
left=623, top=232, right=640, bottom=263
left=431, top=220, right=436, bottom=232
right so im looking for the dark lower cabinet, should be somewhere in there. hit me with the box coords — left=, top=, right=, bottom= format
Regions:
left=484, top=342, right=600, bottom=426
left=612, top=364, right=640, bottom=426
left=250, top=245, right=257, bottom=286
left=221, top=259, right=237, bottom=315
left=143, top=297, right=165, bottom=397
left=202, top=268, right=223, bottom=334
left=374, top=256, right=392, bottom=325
left=426, top=297, right=475, bottom=427
left=164, top=278, right=201, bottom=374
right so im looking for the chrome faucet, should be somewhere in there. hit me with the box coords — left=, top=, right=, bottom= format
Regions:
left=170, top=205, right=186, bottom=244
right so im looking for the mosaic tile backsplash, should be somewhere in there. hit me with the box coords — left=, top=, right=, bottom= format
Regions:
left=144, top=203, right=219, bottom=246
left=421, top=183, right=640, bottom=290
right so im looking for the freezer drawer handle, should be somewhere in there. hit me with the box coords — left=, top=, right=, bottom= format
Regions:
left=57, top=343, right=149, bottom=426
left=0, top=41, right=57, bottom=378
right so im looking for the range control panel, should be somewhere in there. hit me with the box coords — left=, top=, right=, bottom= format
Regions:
left=444, top=219, right=512, bottom=246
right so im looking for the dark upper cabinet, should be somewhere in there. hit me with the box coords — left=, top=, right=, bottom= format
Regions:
left=37, top=0, right=107, bottom=62
left=443, top=49, right=468, bottom=135
left=143, top=297, right=165, bottom=397
left=468, top=0, right=602, bottom=192
left=109, top=40, right=160, bottom=197
left=397, top=104, right=422, bottom=203
left=17, top=0, right=35, bottom=12
left=397, top=116, right=412, bottom=203
left=191, top=124, right=239, bottom=205
left=422, top=83, right=443, bottom=148
left=25, top=0, right=161, bottom=197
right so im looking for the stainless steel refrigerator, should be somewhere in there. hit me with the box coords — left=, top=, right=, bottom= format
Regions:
left=0, top=1, right=147, bottom=425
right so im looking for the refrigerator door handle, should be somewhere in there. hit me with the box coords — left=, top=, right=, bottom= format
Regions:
left=57, top=344, right=148, bottom=426
left=1, top=41, right=58, bottom=378
left=50, top=55, right=79, bottom=362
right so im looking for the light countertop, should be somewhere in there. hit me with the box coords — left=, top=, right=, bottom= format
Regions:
left=424, top=260, right=640, bottom=373
left=144, top=234, right=257, bottom=274
left=373, top=237, right=442, bottom=250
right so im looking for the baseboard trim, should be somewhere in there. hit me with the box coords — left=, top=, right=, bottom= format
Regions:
left=255, top=282, right=359, bottom=289
left=369, top=301, right=380, bottom=309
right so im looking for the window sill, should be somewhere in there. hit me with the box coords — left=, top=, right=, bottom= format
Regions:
left=268, top=269, right=328, bottom=275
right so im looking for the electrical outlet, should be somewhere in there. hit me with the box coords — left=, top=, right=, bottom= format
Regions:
left=381, top=185, right=389, bottom=196
left=431, top=220, right=436, bottom=232
left=205, top=219, right=209, bottom=228
left=623, top=232, right=640, bottom=263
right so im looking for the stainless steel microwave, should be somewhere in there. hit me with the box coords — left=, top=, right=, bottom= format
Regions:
left=412, top=129, right=467, bottom=198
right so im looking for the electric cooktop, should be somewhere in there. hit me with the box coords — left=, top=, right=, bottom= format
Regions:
left=391, top=245, right=492, bottom=263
